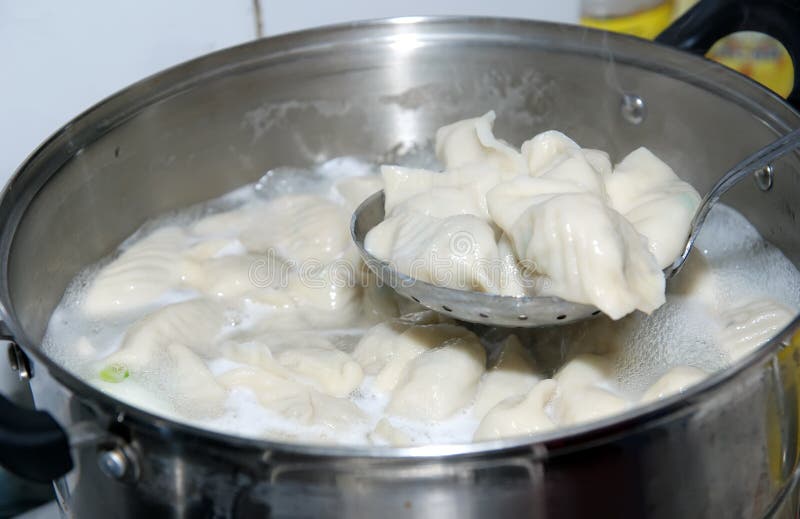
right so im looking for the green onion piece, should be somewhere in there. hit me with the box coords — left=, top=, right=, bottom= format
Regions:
left=99, top=363, right=129, bottom=383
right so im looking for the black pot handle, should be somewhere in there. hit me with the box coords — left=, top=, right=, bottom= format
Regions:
left=655, top=0, right=800, bottom=110
left=0, top=337, right=72, bottom=482
left=0, top=393, right=72, bottom=483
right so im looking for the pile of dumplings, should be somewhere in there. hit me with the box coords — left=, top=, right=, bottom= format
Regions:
left=42, top=116, right=798, bottom=446
left=365, top=111, right=702, bottom=319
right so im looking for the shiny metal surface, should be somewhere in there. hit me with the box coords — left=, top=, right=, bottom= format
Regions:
left=1, top=16, right=800, bottom=518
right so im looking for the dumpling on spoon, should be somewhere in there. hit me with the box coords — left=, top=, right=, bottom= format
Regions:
left=365, top=113, right=699, bottom=320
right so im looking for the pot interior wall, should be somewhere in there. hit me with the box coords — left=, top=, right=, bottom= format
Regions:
left=5, top=20, right=800, bottom=344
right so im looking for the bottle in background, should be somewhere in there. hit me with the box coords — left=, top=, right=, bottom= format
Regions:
left=580, top=0, right=674, bottom=40
left=581, top=0, right=794, bottom=100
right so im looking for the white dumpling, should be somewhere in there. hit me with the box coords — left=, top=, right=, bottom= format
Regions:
left=641, top=365, right=708, bottom=403
left=486, top=176, right=587, bottom=233
left=162, top=343, right=229, bottom=417
left=184, top=238, right=247, bottom=261
left=281, top=263, right=364, bottom=328
left=473, top=379, right=557, bottom=441
left=94, top=378, right=177, bottom=418
left=221, top=340, right=298, bottom=379
left=98, top=340, right=227, bottom=419
left=298, top=391, right=367, bottom=434
left=387, top=335, right=486, bottom=420
left=368, top=418, right=412, bottom=447
left=554, top=354, right=616, bottom=392
left=83, top=227, right=193, bottom=318
left=277, top=345, right=364, bottom=398
left=582, top=148, right=613, bottom=178
left=521, top=130, right=611, bottom=179
left=435, top=111, right=525, bottom=175
left=605, top=148, right=701, bottom=268
left=220, top=367, right=366, bottom=435
left=501, top=192, right=665, bottom=319
left=352, top=320, right=477, bottom=392
left=473, top=335, right=541, bottom=419
left=187, top=254, right=264, bottom=299
left=495, top=233, right=531, bottom=297
left=389, top=187, right=485, bottom=219
left=520, top=130, right=581, bottom=175
left=552, top=353, right=629, bottom=426
left=717, top=298, right=795, bottom=361
left=105, top=298, right=226, bottom=371
left=239, top=194, right=353, bottom=264
left=557, top=385, right=631, bottom=426
left=218, top=366, right=309, bottom=404
left=381, top=164, right=502, bottom=220
left=364, top=211, right=502, bottom=293
left=191, top=205, right=263, bottom=238
left=334, top=175, right=384, bottom=212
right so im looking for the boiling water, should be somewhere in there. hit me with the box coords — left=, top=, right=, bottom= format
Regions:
left=42, top=157, right=800, bottom=446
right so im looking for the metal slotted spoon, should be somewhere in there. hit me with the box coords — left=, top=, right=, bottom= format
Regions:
left=352, top=128, right=800, bottom=327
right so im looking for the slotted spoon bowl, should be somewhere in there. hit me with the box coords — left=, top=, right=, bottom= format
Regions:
left=352, top=128, right=800, bottom=327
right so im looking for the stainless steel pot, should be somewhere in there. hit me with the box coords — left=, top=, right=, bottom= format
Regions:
left=2, top=1, right=800, bottom=517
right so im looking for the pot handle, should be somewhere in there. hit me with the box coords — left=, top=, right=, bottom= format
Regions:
left=0, top=393, right=72, bottom=483
left=655, top=0, right=800, bottom=110
left=0, top=335, right=72, bottom=483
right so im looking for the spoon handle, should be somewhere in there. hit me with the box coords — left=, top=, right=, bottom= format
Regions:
left=670, top=127, right=800, bottom=277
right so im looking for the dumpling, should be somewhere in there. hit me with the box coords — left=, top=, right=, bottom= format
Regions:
left=191, top=205, right=263, bottom=238
left=277, top=345, right=364, bottom=398
left=473, top=379, right=557, bottom=441
left=381, top=165, right=502, bottom=220
left=369, top=418, right=412, bottom=447
left=486, top=176, right=587, bottom=233
left=387, top=335, right=486, bottom=420
left=92, top=299, right=230, bottom=418
left=353, top=320, right=478, bottom=392
left=98, top=342, right=227, bottom=420
left=220, top=367, right=366, bottom=435
left=161, top=343, right=229, bottom=417
left=499, top=192, right=665, bottom=318
left=552, top=354, right=629, bottom=426
left=604, top=147, right=701, bottom=268
left=364, top=211, right=502, bottom=293
left=554, top=354, right=616, bottom=392
left=495, top=233, right=532, bottom=297
left=184, top=238, right=247, bottom=261
left=239, top=194, right=353, bottom=264
left=557, top=385, right=631, bottom=426
left=434, top=111, right=526, bottom=175
left=520, top=130, right=581, bottom=175
left=473, top=335, right=541, bottom=419
left=281, top=263, right=365, bottom=328
left=389, top=187, right=485, bottom=219
left=83, top=227, right=194, bottom=318
left=218, top=365, right=309, bottom=404
left=640, top=365, right=708, bottom=403
left=717, top=298, right=795, bottom=361
left=582, top=148, right=613, bottom=178
left=187, top=254, right=267, bottom=299
left=334, top=175, right=384, bottom=212
left=105, top=298, right=227, bottom=370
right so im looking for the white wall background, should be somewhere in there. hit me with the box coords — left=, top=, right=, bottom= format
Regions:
left=0, top=1, right=579, bottom=188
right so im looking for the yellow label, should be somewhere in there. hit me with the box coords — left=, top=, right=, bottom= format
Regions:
left=706, top=32, right=794, bottom=99
left=581, top=1, right=674, bottom=40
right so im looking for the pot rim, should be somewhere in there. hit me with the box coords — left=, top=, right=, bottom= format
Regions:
left=1, top=15, right=799, bottom=459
